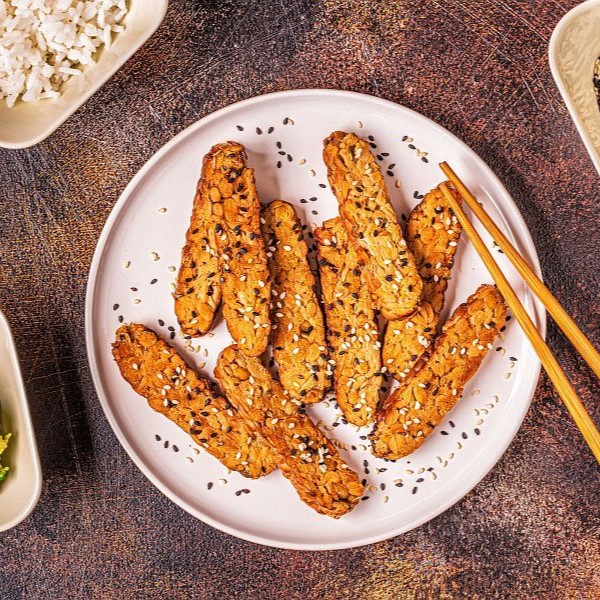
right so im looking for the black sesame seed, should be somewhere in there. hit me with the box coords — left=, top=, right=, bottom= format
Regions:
left=207, top=482, right=213, bottom=490
left=236, top=125, right=243, bottom=131
left=113, top=303, right=119, bottom=310
left=172, top=445, right=179, bottom=452
left=412, top=487, right=418, bottom=494
left=155, top=434, right=161, bottom=441
left=268, top=127, right=274, bottom=134
left=256, top=127, right=262, bottom=135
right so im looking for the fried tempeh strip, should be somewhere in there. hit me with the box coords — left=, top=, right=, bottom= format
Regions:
left=214, top=145, right=271, bottom=356
left=371, top=284, right=506, bottom=460
left=323, top=131, right=422, bottom=319
left=174, top=142, right=243, bottom=336
left=383, top=184, right=463, bottom=378
left=261, top=200, right=328, bottom=404
left=215, top=346, right=364, bottom=518
left=113, top=323, right=278, bottom=478
left=315, top=218, right=381, bottom=427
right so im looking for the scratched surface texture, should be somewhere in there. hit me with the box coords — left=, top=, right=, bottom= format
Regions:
left=0, top=0, right=599, bottom=598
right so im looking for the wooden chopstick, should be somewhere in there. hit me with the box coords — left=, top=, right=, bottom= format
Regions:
left=438, top=181, right=600, bottom=464
left=440, top=161, right=600, bottom=381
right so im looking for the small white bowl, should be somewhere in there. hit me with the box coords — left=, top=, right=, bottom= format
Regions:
left=0, top=0, right=168, bottom=149
left=549, top=0, right=600, bottom=175
left=0, top=310, right=42, bottom=532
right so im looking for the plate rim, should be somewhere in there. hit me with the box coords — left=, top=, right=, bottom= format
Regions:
left=85, top=88, right=546, bottom=550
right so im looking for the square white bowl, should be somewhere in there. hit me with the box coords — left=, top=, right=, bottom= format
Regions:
left=0, top=0, right=168, bottom=149
left=0, top=310, right=42, bottom=532
left=549, top=0, right=600, bottom=175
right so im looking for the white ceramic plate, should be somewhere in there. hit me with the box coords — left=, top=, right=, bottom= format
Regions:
left=0, top=0, right=168, bottom=149
left=0, top=310, right=42, bottom=532
left=549, top=0, right=600, bottom=175
left=86, top=90, right=545, bottom=550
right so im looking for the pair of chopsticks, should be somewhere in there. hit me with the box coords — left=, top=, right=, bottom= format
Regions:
left=438, top=162, right=600, bottom=464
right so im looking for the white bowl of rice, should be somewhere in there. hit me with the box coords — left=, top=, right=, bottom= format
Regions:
left=0, top=0, right=168, bottom=149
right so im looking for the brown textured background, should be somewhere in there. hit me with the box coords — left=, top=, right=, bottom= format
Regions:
left=0, top=0, right=599, bottom=598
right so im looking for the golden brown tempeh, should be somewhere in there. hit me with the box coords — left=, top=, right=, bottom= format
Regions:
left=323, top=131, right=422, bottom=320
left=371, top=284, right=506, bottom=460
left=112, top=323, right=278, bottom=478
left=174, top=142, right=242, bottom=336
left=261, top=200, right=328, bottom=404
left=215, top=345, right=365, bottom=518
left=213, top=146, right=271, bottom=356
left=383, top=184, right=462, bottom=378
left=314, top=218, right=382, bottom=427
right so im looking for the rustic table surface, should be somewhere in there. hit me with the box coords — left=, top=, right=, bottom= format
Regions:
left=1, top=1, right=598, bottom=598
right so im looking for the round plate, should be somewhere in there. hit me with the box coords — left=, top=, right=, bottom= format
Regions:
left=86, top=89, right=545, bottom=550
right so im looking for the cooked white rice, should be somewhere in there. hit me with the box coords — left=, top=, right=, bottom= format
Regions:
left=0, top=0, right=128, bottom=107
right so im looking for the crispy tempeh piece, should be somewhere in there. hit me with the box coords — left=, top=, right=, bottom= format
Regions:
left=371, top=284, right=506, bottom=459
left=113, top=323, right=278, bottom=478
left=214, top=146, right=271, bottom=356
left=323, top=131, right=422, bottom=320
left=261, top=200, right=328, bottom=404
left=314, top=218, right=381, bottom=427
left=383, top=184, right=463, bottom=378
left=215, top=346, right=364, bottom=518
left=174, top=142, right=243, bottom=336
